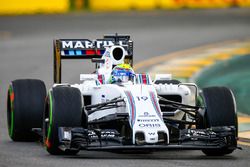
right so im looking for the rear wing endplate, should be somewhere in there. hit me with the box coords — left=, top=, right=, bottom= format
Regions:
left=53, top=34, right=133, bottom=83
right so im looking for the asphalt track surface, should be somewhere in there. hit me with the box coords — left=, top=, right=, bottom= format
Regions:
left=1, top=9, right=250, bottom=167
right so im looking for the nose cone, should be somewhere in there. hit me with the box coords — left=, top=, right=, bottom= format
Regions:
left=124, top=85, right=170, bottom=145
left=145, top=131, right=158, bottom=144
left=135, top=131, right=169, bottom=145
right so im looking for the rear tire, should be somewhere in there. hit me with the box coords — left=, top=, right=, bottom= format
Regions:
left=200, top=87, right=237, bottom=156
left=7, top=79, right=46, bottom=141
left=43, top=86, right=82, bottom=155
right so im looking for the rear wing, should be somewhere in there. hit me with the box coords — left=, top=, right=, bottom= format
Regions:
left=53, top=34, right=133, bottom=83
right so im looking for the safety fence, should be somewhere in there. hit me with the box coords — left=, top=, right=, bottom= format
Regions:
left=1, top=0, right=250, bottom=15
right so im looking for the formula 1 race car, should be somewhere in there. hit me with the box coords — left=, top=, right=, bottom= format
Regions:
left=7, top=34, right=238, bottom=156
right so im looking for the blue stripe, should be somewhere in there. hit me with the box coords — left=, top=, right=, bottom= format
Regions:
left=69, top=50, right=75, bottom=56
left=62, top=50, right=105, bottom=56
left=100, top=50, right=105, bottom=54
left=76, top=50, right=82, bottom=55
left=64, top=50, right=69, bottom=55
left=131, top=93, right=136, bottom=126
left=102, top=75, right=105, bottom=83
left=146, top=75, right=149, bottom=84
left=138, top=74, right=142, bottom=84
left=125, top=91, right=136, bottom=127
left=149, top=91, right=163, bottom=120
left=125, top=92, right=132, bottom=123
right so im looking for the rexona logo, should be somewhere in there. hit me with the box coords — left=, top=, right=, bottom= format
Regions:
left=61, top=40, right=127, bottom=49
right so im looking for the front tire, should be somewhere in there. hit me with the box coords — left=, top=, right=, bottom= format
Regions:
left=200, top=87, right=237, bottom=156
left=7, top=79, right=46, bottom=141
left=43, top=86, right=82, bottom=155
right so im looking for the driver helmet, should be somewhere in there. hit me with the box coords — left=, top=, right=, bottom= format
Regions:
left=110, top=64, right=135, bottom=84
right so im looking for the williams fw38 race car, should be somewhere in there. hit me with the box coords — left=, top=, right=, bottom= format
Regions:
left=7, top=34, right=239, bottom=156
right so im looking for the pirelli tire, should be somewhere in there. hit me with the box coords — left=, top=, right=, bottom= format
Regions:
left=7, top=79, right=46, bottom=141
left=201, top=87, right=238, bottom=156
left=43, top=86, right=83, bottom=155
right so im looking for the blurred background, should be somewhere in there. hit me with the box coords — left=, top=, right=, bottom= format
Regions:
left=0, top=0, right=250, bottom=14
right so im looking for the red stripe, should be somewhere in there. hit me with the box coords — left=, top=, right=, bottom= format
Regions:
left=98, top=75, right=103, bottom=84
left=97, top=50, right=101, bottom=55
left=150, top=92, right=161, bottom=114
left=86, top=50, right=95, bottom=55
left=142, top=74, right=147, bottom=84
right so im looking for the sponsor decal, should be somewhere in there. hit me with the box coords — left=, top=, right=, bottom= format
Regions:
left=138, top=112, right=156, bottom=118
left=135, top=96, right=148, bottom=101
left=63, top=131, right=71, bottom=140
left=101, top=94, right=106, bottom=103
left=88, top=130, right=117, bottom=139
left=148, top=132, right=156, bottom=135
left=101, top=131, right=116, bottom=138
left=62, top=40, right=93, bottom=49
left=61, top=40, right=127, bottom=49
left=188, top=129, right=216, bottom=136
left=139, top=123, right=161, bottom=128
left=137, top=119, right=160, bottom=122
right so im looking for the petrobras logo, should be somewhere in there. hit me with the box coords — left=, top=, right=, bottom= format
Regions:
left=61, top=40, right=127, bottom=49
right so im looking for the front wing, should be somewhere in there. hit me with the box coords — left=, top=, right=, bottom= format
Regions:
left=57, top=126, right=237, bottom=152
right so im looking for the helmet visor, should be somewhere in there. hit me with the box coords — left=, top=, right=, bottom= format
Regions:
left=112, top=68, right=134, bottom=83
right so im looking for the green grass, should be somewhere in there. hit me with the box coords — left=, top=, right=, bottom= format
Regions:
left=194, top=55, right=250, bottom=115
